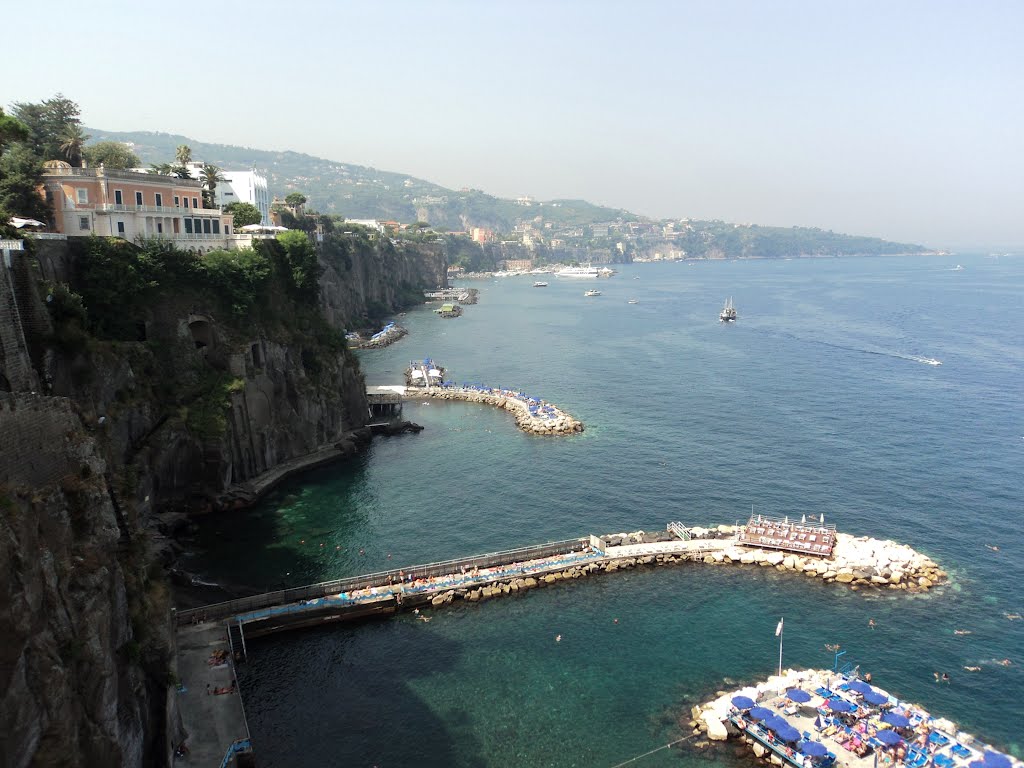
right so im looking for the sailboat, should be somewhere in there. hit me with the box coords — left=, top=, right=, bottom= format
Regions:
left=719, top=297, right=737, bottom=322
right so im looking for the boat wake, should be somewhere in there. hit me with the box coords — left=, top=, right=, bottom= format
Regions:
left=756, top=329, right=942, bottom=367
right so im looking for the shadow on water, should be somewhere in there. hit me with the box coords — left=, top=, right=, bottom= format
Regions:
left=183, top=453, right=377, bottom=593
left=238, top=616, right=483, bottom=768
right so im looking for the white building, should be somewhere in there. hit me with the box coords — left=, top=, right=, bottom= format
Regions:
left=180, top=163, right=270, bottom=224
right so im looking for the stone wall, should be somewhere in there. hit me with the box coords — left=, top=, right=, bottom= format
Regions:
left=0, top=246, right=38, bottom=392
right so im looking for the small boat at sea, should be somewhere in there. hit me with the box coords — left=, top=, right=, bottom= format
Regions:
left=627, top=298, right=639, bottom=304
left=533, top=281, right=548, bottom=287
left=719, top=297, right=737, bottom=322
left=584, top=289, right=602, bottom=297
left=952, top=264, right=964, bottom=271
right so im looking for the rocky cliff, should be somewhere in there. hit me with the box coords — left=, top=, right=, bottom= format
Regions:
left=0, top=233, right=445, bottom=767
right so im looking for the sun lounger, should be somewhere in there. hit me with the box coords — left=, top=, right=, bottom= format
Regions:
left=950, top=745, right=972, bottom=760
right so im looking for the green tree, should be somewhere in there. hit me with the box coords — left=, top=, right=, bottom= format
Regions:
left=83, top=141, right=140, bottom=170
left=0, top=108, right=30, bottom=153
left=59, top=124, right=91, bottom=167
left=223, top=201, right=262, bottom=227
left=11, top=94, right=81, bottom=161
left=274, top=230, right=320, bottom=300
left=147, top=162, right=174, bottom=175
left=200, top=163, right=226, bottom=208
left=175, top=144, right=192, bottom=167
left=284, top=192, right=307, bottom=207
left=0, top=143, right=50, bottom=222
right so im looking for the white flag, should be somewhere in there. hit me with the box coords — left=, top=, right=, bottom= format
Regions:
left=775, top=618, right=784, bottom=637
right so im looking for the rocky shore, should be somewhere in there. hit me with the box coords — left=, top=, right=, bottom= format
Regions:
left=699, top=527, right=947, bottom=590
left=407, top=386, right=584, bottom=436
left=346, top=322, right=408, bottom=349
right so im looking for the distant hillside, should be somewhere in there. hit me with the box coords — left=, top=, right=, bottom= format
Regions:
left=86, top=129, right=632, bottom=231
left=86, top=128, right=927, bottom=257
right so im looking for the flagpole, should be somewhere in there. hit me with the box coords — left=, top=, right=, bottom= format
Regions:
left=777, top=617, right=784, bottom=677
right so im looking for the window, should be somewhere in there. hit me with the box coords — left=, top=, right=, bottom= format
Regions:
left=117, top=221, right=126, bottom=234
left=135, top=191, right=143, bottom=206
left=212, top=220, right=220, bottom=234
left=192, top=197, right=199, bottom=209
left=155, top=193, right=163, bottom=207
left=156, top=222, right=163, bottom=234
left=79, top=216, right=90, bottom=230
left=183, top=197, right=189, bottom=208
left=202, top=219, right=211, bottom=234
left=76, top=188, right=88, bottom=204
left=114, top=189, right=123, bottom=205
left=174, top=196, right=180, bottom=206
left=184, top=218, right=193, bottom=234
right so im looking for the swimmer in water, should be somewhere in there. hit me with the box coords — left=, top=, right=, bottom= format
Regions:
left=985, top=545, right=1000, bottom=551
left=1004, top=613, right=1022, bottom=620
left=953, top=630, right=972, bottom=635
left=963, top=666, right=981, bottom=672
left=555, top=635, right=562, bottom=642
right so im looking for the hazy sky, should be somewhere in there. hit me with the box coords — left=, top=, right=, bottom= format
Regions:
left=5, top=0, right=1022, bottom=247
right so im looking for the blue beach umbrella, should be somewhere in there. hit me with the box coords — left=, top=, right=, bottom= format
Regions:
left=876, top=730, right=903, bottom=746
left=864, top=691, right=888, bottom=706
left=777, top=725, right=801, bottom=743
left=827, top=699, right=853, bottom=713
left=801, top=741, right=829, bottom=757
left=983, top=753, right=1012, bottom=768
left=748, top=706, right=772, bottom=721
left=848, top=680, right=873, bottom=694
left=787, top=688, right=812, bottom=703
left=881, top=712, right=910, bottom=728
left=762, top=714, right=786, bottom=731
left=732, top=695, right=756, bottom=710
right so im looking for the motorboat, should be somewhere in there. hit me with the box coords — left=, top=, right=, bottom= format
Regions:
left=584, top=289, right=602, bottom=297
left=533, top=281, right=548, bottom=287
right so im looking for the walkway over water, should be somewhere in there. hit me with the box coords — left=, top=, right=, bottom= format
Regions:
left=175, top=530, right=728, bottom=633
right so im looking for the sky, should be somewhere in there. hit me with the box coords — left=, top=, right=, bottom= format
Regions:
left=4, top=0, right=1023, bottom=248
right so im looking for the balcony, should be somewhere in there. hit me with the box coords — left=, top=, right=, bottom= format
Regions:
left=43, top=166, right=203, bottom=187
left=94, top=203, right=223, bottom=216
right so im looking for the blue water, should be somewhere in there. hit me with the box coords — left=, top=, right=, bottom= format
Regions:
left=190, top=255, right=1024, bottom=766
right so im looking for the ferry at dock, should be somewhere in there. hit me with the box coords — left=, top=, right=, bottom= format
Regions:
left=555, top=264, right=600, bottom=278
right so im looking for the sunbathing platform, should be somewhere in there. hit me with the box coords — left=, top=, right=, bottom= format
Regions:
left=697, top=669, right=1018, bottom=768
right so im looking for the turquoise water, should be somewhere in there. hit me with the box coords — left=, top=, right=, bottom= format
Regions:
left=190, top=255, right=1024, bottom=766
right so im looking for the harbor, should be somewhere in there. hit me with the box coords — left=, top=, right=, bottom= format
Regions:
left=694, top=668, right=1019, bottom=768
left=172, top=520, right=949, bottom=762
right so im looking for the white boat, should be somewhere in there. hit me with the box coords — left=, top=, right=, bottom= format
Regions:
left=584, top=289, right=602, bottom=297
left=533, top=281, right=548, bottom=287
left=627, top=299, right=639, bottom=304
left=555, top=265, right=600, bottom=278
left=952, top=265, right=964, bottom=271
left=719, top=297, right=737, bottom=322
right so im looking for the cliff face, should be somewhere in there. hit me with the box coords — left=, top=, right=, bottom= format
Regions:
left=318, top=234, right=447, bottom=328
left=0, top=234, right=444, bottom=767
left=0, top=394, right=173, bottom=768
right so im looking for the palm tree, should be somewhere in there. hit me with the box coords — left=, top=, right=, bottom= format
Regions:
left=59, top=124, right=90, bottom=167
left=148, top=162, right=174, bottom=175
left=175, top=144, right=192, bottom=168
left=200, top=163, right=226, bottom=208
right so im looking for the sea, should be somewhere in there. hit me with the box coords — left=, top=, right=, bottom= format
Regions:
left=188, top=254, right=1024, bottom=767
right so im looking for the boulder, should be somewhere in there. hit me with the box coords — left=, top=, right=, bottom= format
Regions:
left=706, top=718, right=729, bottom=741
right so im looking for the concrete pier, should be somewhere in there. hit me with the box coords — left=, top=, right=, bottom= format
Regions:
left=406, top=384, right=584, bottom=435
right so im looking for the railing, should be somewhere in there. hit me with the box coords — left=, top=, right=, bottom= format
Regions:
left=176, top=537, right=587, bottom=625
left=218, top=739, right=252, bottom=768
left=667, top=521, right=691, bottom=541
left=25, top=233, right=66, bottom=240
left=0, top=239, right=25, bottom=250
left=746, top=514, right=837, bottom=533
left=96, top=203, right=222, bottom=215
left=43, top=166, right=203, bottom=186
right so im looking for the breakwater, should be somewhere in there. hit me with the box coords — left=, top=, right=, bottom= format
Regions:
left=346, top=321, right=408, bottom=349
left=405, top=384, right=584, bottom=435
left=176, top=525, right=944, bottom=634
left=691, top=668, right=1018, bottom=767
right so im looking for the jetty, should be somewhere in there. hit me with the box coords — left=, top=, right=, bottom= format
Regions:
left=174, top=522, right=943, bottom=637
left=171, top=522, right=945, bottom=761
left=407, top=382, right=584, bottom=436
left=693, top=668, right=1018, bottom=768
left=424, top=287, right=478, bottom=304
left=346, top=321, right=407, bottom=349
